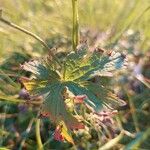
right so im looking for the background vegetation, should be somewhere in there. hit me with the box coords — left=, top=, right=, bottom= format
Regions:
left=0, top=0, right=150, bottom=150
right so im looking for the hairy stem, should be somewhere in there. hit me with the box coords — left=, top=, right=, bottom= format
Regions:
left=72, top=0, right=79, bottom=51
left=0, top=15, right=61, bottom=66
left=36, top=119, right=43, bottom=150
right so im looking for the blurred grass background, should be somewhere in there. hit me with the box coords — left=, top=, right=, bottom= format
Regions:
left=0, top=0, right=150, bottom=150
left=0, top=0, right=150, bottom=58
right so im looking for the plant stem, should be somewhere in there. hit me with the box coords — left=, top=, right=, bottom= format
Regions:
left=123, top=87, right=140, bottom=132
left=36, top=119, right=43, bottom=150
left=0, top=16, right=61, bottom=67
left=72, top=0, right=79, bottom=51
left=98, top=131, right=124, bottom=150
left=19, top=118, right=34, bottom=150
left=128, top=95, right=140, bottom=132
left=0, top=94, right=43, bottom=105
left=0, top=69, right=19, bottom=90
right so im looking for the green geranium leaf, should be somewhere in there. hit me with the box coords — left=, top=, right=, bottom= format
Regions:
left=22, top=47, right=127, bottom=129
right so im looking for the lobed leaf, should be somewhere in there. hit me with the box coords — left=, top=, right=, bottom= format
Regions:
left=21, top=47, right=127, bottom=144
